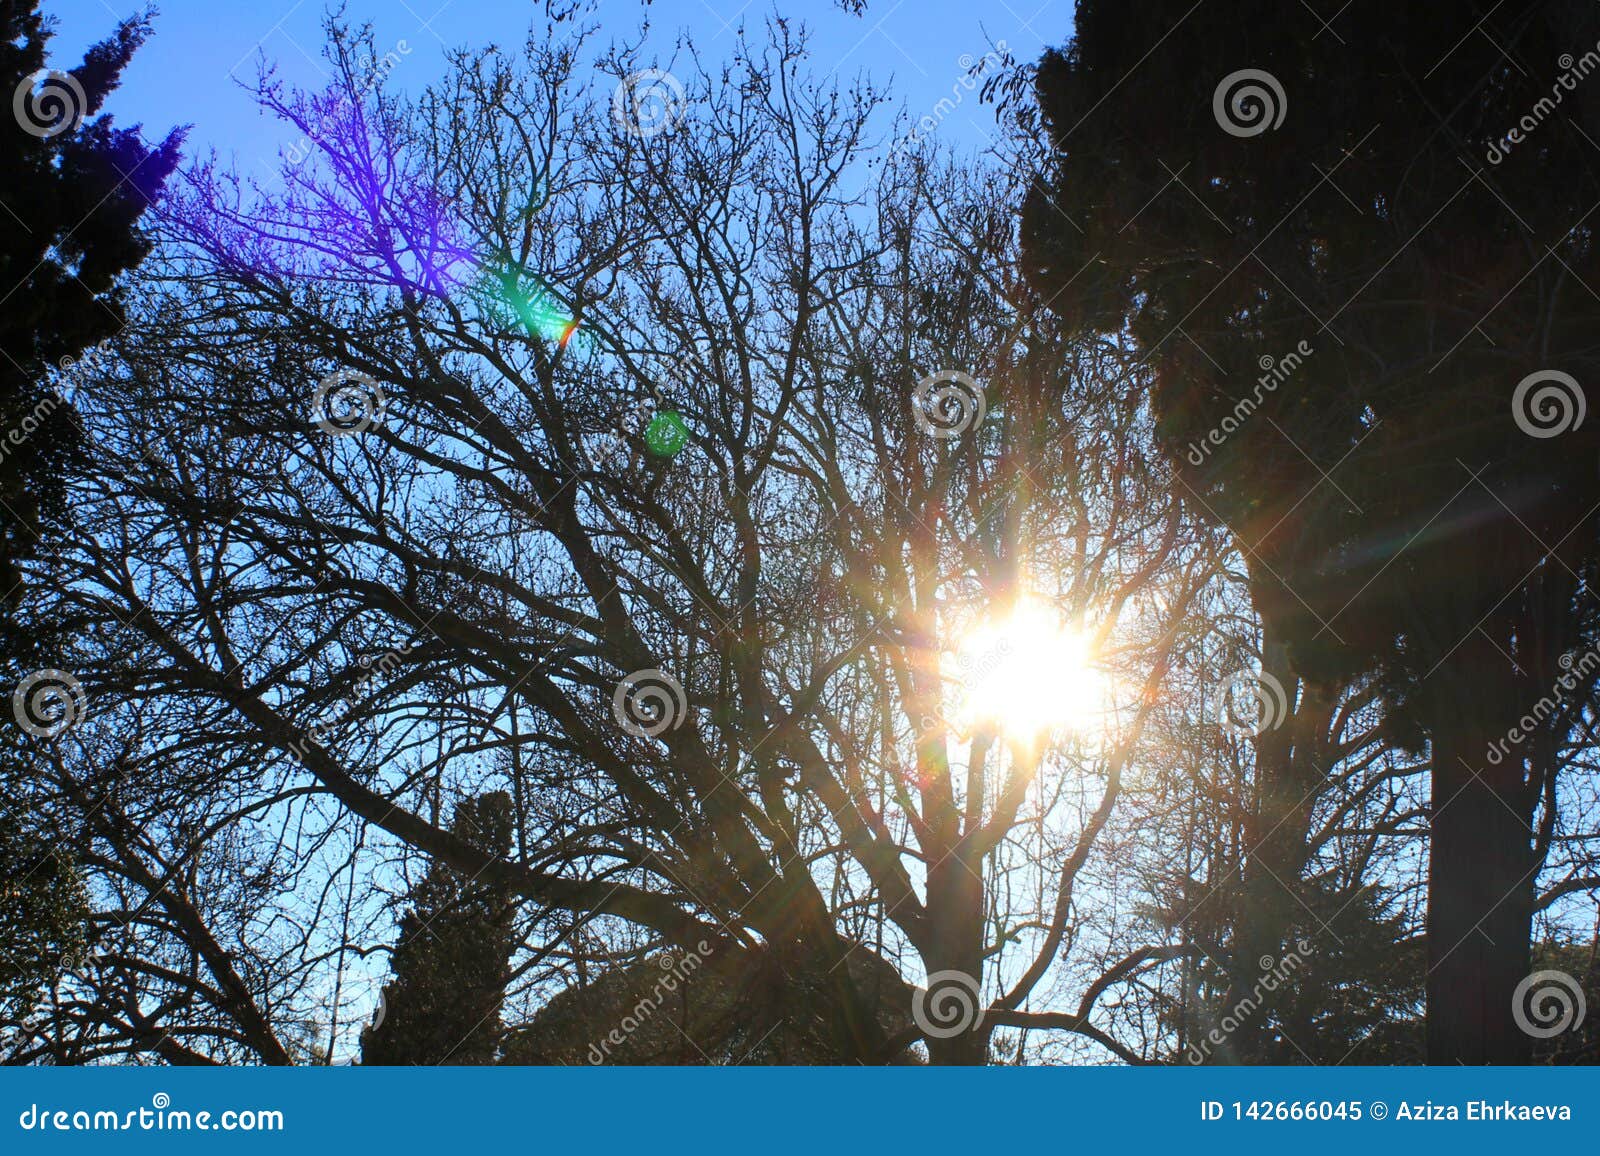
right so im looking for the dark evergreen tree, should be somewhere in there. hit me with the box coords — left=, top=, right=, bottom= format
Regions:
left=0, top=820, right=87, bottom=1041
left=361, top=792, right=517, bottom=1065
left=0, top=0, right=180, bottom=650
left=1, top=0, right=176, bottom=1060
left=1528, top=938, right=1599, bottom=1064
left=1022, top=0, right=1600, bottom=1061
left=504, top=941, right=917, bottom=1065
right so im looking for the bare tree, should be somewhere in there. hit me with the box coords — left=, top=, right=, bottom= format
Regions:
left=12, top=19, right=1229, bottom=1065
left=20, top=17, right=1592, bottom=1068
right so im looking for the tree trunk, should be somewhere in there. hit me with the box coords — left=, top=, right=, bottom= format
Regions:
left=1221, top=623, right=1326, bottom=1062
left=1425, top=634, right=1536, bottom=1064
left=921, top=849, right=990, bottom=1065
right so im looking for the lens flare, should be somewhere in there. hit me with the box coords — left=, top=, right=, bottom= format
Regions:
left=955, top=598, right=1107, bottom=738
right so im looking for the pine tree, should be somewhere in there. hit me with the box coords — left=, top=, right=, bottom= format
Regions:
left=1022, top=0, right=1600, bottom=1064
left=0, top=821, right=87, bottom=1044
left=361, top=793, right=517, bottom=1065
left=1, top=0, right=180, bottom=648
left=2, top=1, right=174, bottom=1059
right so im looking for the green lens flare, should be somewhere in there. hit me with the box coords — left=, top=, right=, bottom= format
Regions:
left=644, top=411, right=689, bottom=457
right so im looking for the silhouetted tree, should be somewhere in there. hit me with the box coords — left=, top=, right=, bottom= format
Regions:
left=28, top=11, right=1592, bottom=1069
left=1022, top=0, right=1600, bottom=1063
left=0, top=0, right=179, bottom=648
left=1, top=1, right=178, bottom=1065
left=362, top=792, right=517, bottom=1065
left=39, top=20, right=1212, bottom=1065
left=503, top=941, right=916, bottom=1065
left=0, top=819, right=86, bottom=1038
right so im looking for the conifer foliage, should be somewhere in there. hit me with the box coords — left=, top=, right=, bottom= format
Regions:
left=361, top=794, right=517, bottom=1065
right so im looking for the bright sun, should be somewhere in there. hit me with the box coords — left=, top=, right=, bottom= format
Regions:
left=955, top=598, right=1108, bottom=739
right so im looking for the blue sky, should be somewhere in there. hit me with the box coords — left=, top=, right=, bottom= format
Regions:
left=43, top=0, right=1069, bottom=170
left=27, top=0, right=1075, bottom=1058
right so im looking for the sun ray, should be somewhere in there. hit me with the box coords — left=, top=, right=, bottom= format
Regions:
left=954, top=596, right=1109, bottom=740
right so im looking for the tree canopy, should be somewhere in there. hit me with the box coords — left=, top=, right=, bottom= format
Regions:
left=1021, top=0, right=1600, bottom=1064
left=2, top=4, right=1597, bottom=1069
